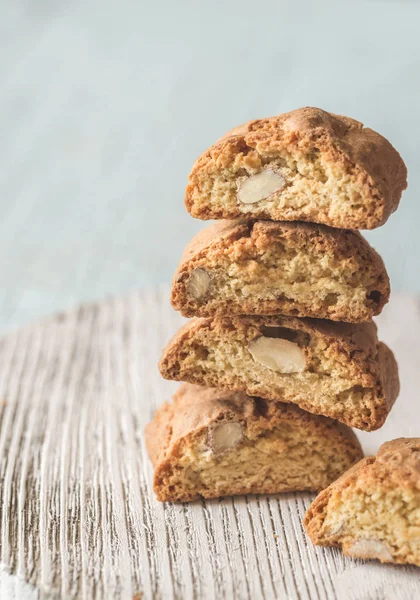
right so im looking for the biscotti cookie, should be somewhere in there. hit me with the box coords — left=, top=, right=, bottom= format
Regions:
left=304, top=438, right=420, bottom=567
left=172, top=219, right=389, bottom=322
left=185, top=107, right=407, bottom=230
left=146, top=383, right=363, bottom=502
left=159, top=315, right=399, bottom=431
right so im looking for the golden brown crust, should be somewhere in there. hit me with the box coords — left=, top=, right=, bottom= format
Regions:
left=375, top=438, right=420, bottom=490
left=304, top=438, right=420, bottom=567
left=306, top=439, right=420, bottom=530
left=159, top=315, right=399, bottom=431
left=377, top=342, right=401, bottom=417
left=171, top=219, right=390, bottom=322
left=185, top=107, right=407, bottom=230
left=146, top=383, right=364, bottom=502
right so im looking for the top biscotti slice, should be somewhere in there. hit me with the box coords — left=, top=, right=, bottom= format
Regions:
left=146, top=383, right=363, bottom=502
left=304, top=438, right=420, bottom=567
left=185, top=107, right=407, bottom=230
left=172, top=219, right=389, bottom=322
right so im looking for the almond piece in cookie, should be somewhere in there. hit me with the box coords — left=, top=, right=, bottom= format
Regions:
left=304, top=438, right=420, bottom=567
left=187, top=268, right=211, bottom=300
left=146, top=384, right=364, bottom=502
left=159, top=315, right=399, bottom=431
left=248, top=337, right=306, bottom=373
left=171, top=220, right=390, bottom=322
left=237, top=170, right=286, bottom=204
left=185, top=107, right=407, bottom=230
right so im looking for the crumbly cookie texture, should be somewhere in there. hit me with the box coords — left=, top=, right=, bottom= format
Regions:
left=159, top=315, right=399, bottom=431
left=185, top=107, right=407, bottom=230
left=304, top=438, right=420, bottom=567
left=172, top=219, right=389, bottom=322
left=146, top=383, right=363, bottom=502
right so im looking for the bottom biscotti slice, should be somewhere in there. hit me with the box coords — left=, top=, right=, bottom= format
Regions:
left=146, top=384, right=363, bottom=502
left=304, top=439, right=420, bottom=567
left=159, top=315, right=399, bottom=431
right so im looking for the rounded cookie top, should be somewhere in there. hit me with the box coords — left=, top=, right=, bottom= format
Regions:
left=217, top=107, right=407, bottom=208
left=175, top=219, right=387, bottom=280
left=186, top=107, right=407, bottom=229
left=308, top=438, right=420, bottom=505
left=375, top=438, right=420, bottom=490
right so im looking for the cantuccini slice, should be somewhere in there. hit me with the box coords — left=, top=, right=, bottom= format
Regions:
left=159, top=315, right=399, bottom=431
left=146, top=384, right=363, bottom=502
left=185, top=107, right=407, bottom=230
left=172, top=219, right=389, bottom=322
left=304, top=438, right=420, bottom=567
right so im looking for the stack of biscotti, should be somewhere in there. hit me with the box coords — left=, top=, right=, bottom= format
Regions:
left=147, top=107, right=407, bottom=505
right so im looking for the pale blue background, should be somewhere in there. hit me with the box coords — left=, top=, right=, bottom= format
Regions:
left=0, top=0, right=419, bottom=330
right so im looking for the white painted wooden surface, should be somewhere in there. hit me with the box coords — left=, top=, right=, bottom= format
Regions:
left=0, top=287, right=418, bottom=599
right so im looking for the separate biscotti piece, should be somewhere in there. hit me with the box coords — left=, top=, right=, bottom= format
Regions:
left=185, top=107, right=407, bottom=230
left=159, top=316, right=399, bottom=431
left=172, top=220, right=389, bottom=322
left=146, top=383, right=364, bottom=502
left=304, top=439, right=420, bottom=567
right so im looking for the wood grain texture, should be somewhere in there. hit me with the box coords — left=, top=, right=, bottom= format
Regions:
left=0, top=287, right=419, bottom=599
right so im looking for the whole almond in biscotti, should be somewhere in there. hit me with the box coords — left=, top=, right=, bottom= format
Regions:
left=146, top=383, right=364, bottom=502
left=248, top=336, right=307, bottom=373
left=159, top=314, right=399, bottom=432
left=185, top=107, right=407, bottom=230
left=304, top=438, right=420, bottom=568
left=171, top=220, right=390, bottom=322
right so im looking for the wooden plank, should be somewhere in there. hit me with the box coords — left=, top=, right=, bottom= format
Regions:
left=0, top=288, right=418, bottom=599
